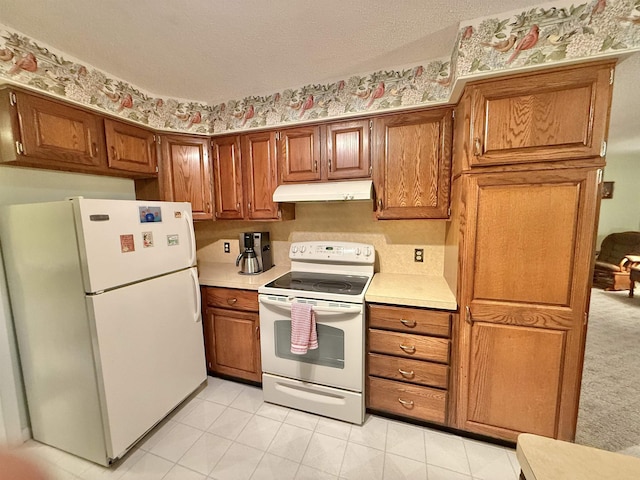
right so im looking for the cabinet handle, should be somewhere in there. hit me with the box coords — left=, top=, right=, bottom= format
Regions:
left=399, top=344, right=416, bottom=354
left=236, top=202, right=240, bottom=210
left=110, top=145, right=119, bottom=161
left=91, top=142, right=98, bottom=157
left=465, top=306, right=473, bottom=325
left=473, top=138, right=482, bottom=156
left=398, top=398, right=414, bottom=407
left=377, top=199, right=383, bottom=211
left=313, top=160, right=318, bottom=172
left=328, top=159, right=332, bottom=170
left=206, top=202, right=211, bottom=213
left=227, top=298, right=238, bottom=305
left=256, top=326, right=260, bottom=340
left=248, top=202, right=252, bottom=211
left=400, top=319, right=416, bottom=328
left=398, top=369, right=414, bottom=378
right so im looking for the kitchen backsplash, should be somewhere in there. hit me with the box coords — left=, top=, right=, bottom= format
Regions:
left=195, top=202, right=446, bottom=276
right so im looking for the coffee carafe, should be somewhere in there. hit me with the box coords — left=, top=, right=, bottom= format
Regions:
left=236, top=232, right=261, bottom=275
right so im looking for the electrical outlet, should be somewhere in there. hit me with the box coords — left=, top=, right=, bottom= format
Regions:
left=414, top=248, right=424, bottom=262
left=224, top=242, right=230, bottom=253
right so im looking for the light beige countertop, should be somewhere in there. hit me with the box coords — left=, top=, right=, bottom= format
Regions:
left=198, top=263, right=458, bottom=311
left=516, top=433, right=640, bottom=480
left=365, top=273, right=457, bottom=310
left=198, top=261, right=289, bottom=290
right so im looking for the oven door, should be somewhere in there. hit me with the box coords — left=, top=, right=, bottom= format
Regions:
left=258, top=294, right=364, bottom=392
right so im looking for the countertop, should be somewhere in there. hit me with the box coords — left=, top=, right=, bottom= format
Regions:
left=516, top=433, right=640, bottom=480
left=365, top=273, right=457, bottom=311
left=198, top=261, right=289, bottom=290
left=198, top=262, right=458, bottom=311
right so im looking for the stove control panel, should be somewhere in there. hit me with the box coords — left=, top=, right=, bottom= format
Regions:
left=289, top=241, right=374, bottom=263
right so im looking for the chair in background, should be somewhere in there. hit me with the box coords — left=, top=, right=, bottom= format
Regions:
left=593, top=231, right=640, bottom=291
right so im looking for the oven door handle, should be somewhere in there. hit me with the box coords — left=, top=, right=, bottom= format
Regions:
left=259, top=297, right=362, bottom=315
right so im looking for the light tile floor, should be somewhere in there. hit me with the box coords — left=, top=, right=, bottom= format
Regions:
left=13, top=376, right=521, bottom=480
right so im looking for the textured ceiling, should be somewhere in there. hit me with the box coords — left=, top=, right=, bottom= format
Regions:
left=1, top=0, right=639, bottom=156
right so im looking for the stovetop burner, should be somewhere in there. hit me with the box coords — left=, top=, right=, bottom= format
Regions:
left=265, top=271, right=369, bottom=296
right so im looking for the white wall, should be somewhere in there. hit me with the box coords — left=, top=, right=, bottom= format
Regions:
left=597, top=153, right=640, bottom=248
left=0, top=166, right=135, bottom=444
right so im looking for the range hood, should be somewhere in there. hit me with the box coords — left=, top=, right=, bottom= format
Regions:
left=273, top=180, right=373, bottom=203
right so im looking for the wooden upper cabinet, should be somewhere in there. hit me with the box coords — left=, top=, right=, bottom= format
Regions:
left=325, top=119, right=371, bottom=180
left=455, top=168, right=601, bottom=442
left=278, top=125, right=321, bottom=182
left=0, top=88, right=106, bottom=170
left=372, top=109, right=452, bottom=219
left=212, top=135, right=244, bottom=220
left=465, top=62, right=614, bottom=168
left=160, top=134, right=213, bottom=220
left=242, top=131, right=280, bottom=220
left=278, top=120, right=372, bottom=183
left=104, top=118, right=157, bottom=176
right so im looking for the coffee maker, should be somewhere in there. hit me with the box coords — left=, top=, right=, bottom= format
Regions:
left=236, top=232, right=273, bottom=275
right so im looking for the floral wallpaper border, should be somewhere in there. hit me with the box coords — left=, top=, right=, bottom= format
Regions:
left=0, top=0, right=638, bottom=136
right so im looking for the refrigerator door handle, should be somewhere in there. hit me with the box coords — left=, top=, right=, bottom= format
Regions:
left=190, top=268, right=201, bottom=323
left=184, top=210, right=197, bottom=267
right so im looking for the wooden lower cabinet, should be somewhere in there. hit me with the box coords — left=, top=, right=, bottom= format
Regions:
left=367, top=304, right=452, bottom=425
left=454, top=167, right=601, bottom=442
left=202, top=287, right=261, bottom=383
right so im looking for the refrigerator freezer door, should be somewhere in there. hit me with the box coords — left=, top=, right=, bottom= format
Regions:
left=73, top=198, right=197, bottom=293
left=86, top=267, right=206, bottom=460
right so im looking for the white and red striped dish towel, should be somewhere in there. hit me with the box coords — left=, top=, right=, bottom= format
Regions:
left=290, top=302, right=318, bottom=354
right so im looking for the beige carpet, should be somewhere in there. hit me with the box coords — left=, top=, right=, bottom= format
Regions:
left=575, top=287, right=640, bottom=457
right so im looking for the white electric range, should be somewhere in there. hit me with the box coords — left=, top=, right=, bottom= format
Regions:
left=258, top=241, right=375, bottom=424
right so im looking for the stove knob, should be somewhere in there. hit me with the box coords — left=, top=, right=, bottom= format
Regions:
left=364, top=247, right=372, bottom=257
left=300, top=246, right=306, bottom=253
left=356, top=248, right=361, bottom=256
left=292, top=246, right=298, bottom=254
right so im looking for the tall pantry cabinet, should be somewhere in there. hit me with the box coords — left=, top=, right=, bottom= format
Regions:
left=448, top=61, right=614, bottom=442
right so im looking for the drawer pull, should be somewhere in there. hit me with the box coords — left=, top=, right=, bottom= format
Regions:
left=227, top=298, right=238, bottom=305
left=398, top=369, right=414, bottom=378
left=400, top=319, right=416, bottom=327
left=399, top=344, right=416, bottom=354
left=398, top=398, right=414, bottom=407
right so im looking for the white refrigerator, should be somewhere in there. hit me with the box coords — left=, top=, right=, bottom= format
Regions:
left=0, top=197, right=206, bottom=466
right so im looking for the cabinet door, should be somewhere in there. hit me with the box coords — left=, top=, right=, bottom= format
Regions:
left=278, top=125, right=321, bottom=182
left=372, top=109, right=452, bottom=219
left=325, top=119, right=371, bottom=180
left=14, top=90, right=105, bottom=169
left=467, top=63, right=613, bottom=167
left=456, top=168, right=601, bottom=441
left=212, top=135, right=244, bottom=220
left=242, top=131, right=279, bottom=220
left=160, top=135, right=213, bottom=221
left=204, top=307, right=261, bottom=382
left=104, top=118, right=157, bottom=175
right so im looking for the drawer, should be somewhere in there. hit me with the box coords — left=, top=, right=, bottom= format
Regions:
left=368, top=304, right=451, bottom=337
left=367, top=376, right=447, bottom=424
left=204, top=287, right=259, bottom=312
left=369, top=329, right=449, bottom=363
left=368, top=353, right=448, bottom=389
